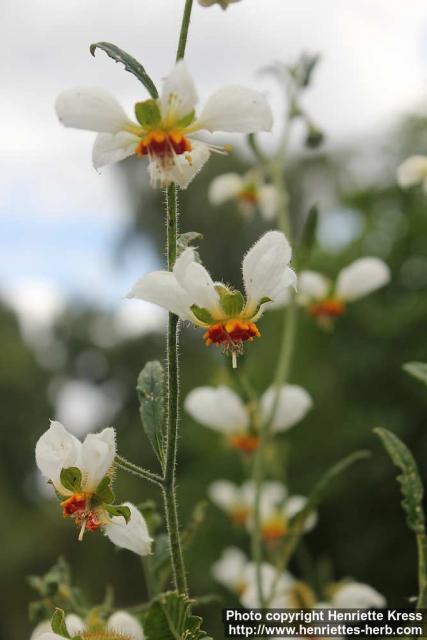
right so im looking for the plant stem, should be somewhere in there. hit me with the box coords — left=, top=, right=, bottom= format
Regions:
left=416, top=532, right=427, bottom=609
left=176, top=0, right=194, bottom=61
left=115, top=455, right=163, bottom=486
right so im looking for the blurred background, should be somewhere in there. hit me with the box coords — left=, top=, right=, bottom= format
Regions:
left=2, top=0, right=427, bottom=637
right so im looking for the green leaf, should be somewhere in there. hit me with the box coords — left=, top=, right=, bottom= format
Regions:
left=144, top=591, right=205, bottom=640
left=51, top=608, right=70, bottom=638
left=95, top=476, right=115, bottom=504
left=177, top=231, right=203, bottom=257
left=104, top=504, right=131, bottom=524
left=90, top=42, right=158, bottom=99
left=404, top=362, right=427, bottom=388
left=137, top=361, right=166, bottom=469
left=375, top=428, right=425, bottom=534
left=253, top=295, right=272, bottom=318
left=135, top=99, right=161, bottom=128
left=60, top=467, right=82, bottom=493
left=190, top=305, right=214, bottom=325
left=176, top=110, right=196, bottom=129
left=219, top=290, right=245, bottom=317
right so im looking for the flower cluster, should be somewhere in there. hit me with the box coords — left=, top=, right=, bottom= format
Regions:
left=208, top=170, right=278, bottom=221
left=56, top=60, right=272, bottom=188
left=35, top=421, right=152, bottom=555
left=128, top=230, right=296, bottom=367
left=185, top=383, right=312, bottom=452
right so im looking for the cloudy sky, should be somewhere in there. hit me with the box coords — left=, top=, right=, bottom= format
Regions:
left=1, top=0, right=427, bottom=316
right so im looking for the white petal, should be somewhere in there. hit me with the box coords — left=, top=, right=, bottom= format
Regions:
left=198, top=86, right=273, bottom=133
left=92, top=132, right=138, bottom=170
left=173, top=247, right=222, bottom=316
left=35, top=421, right=81, bottom=494
left=35, top=634, right=64, bottom=640
left=260, top=385, right=313, bottom=432
left=55, top=88, right=132, bottom=133
left=397, top=155, right=427, bottom=188
left=208, top=173, right=243, bottom=205
left=242, top=231, right=293, bottom=315
left=185, top=386, right=249, bottom=432
left=127, top=271, right=193, bottom=321
left=65, top=615, right=85, bottom=636
left=160, top=60, right=198, bottom=124
left=298, top=271, right=330, bottom=305
left=167, top=140, right=211, bottom=189
left=258, top=185, right=278, bottom=221
left=104, top=502, right=152, bottom=556
left=260, top=481, right=288, bottom=507
left=31, top=621, right=53, bottom=640
left=209, top=480, right=239, bottom=511
left=212, top=547, right=247, bottom=590
left=332, top=582, right=386, bottom=608
left=81, top=427, right=116, bottom=492
left=240, top=562, right=278, bottom=608
left=108, top=612, right=144, bottom=640
left=285, top=495, right=317, bottom=532
left=335, top=257, right=390, bottom=302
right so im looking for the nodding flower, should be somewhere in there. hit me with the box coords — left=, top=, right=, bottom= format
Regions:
left=128, top=230, right=296, bottom=368
left=56, top=59, right=272, bottom=189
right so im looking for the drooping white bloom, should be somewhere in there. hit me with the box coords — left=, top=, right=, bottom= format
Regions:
left=199, top=0, right=241, bottom=8
left=331, top=581, right=386, bottom=608
left=56, top=60, right=272, bottom=189
left=397, top=155, right=427, bottom=191
left=209, top=171, right=278, bottom=220
left=35, top=422, right=152, bottom=554
left=184, top=383, right=312, bottom=452
left=128, top=231, right=296, bottom=367
left=35, top=610, right=144, bottom=640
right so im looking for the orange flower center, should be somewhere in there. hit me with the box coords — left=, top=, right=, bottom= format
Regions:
left=308, top=298, right=346, bottom=318
left=239, top=185, right=258, bottom=204
left=203, top=320, right=260, bottom=347
left=135, top=130, right=192, bottom=158
left=261, top=516, right=287, bottom=541
left=230, top=434, right=260, bottom=453
left=60, top=493, right=102, bottom=536
left=230, top=506, right=252, bottom=526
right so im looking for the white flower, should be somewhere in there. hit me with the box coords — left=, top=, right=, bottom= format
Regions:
left=56, top=60, right=272, bottom=189
left=397, top=155, right=427, bottom=191
left=331, top=581, right=386, bottom=608
left=209, top=171, right=278, bottom=221
left=35, top=610, right=144, bottom=640
left=208, top=479, right=260, bottom=525
left=35, top=422, right=152, bottom=554
left=199, top=0, right=241, bottom=8
left=211, top=546, right=248, bottom=592
left=184, top=383, right=312, bottom=452
left=128, top=231, right=296, bottom=367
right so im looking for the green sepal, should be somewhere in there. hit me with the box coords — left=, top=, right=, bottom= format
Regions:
left=190, top=305, right=214, bottom=325
left=135, top=99, right=161, bottom=128
left=403, top=362, right=427, bottom=388
left=60, top=467, right=82, bottom=493
left=95, top=476, right=115, bottom=504
left=375, top=428, right=426, bottom=534
left=253, top=296, right=272, bottom=317
left=104, top=504, right=131, bottom=524
left=51, top=608, right=70, bottom=638
left=137, top=361, right=166, bottom=470
left=144, top=591, right=206, bottom=640
left=219, top=290, right=245, bottom=317
left=89, top=42, right=158, bottom=99
left=176, top=109, right=195, bottom=129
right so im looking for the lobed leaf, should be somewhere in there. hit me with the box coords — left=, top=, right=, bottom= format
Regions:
left=137, top=361, right=166, bottom=470
left=144, top=591, right=206, bottom=640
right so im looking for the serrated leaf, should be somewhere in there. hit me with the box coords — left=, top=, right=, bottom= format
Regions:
left=104, top=504, right=131, bottom=524
left=95, top=476, right=115, bottom=504
left=135, top=99, right=161, bottom=128
left=375, top=428, right=425, bottom=534
left=177, top=232, right=203, bottom=257
left=190, top=305, right=214, bottom=325
left=144, top=591, right=205, bottom=640
left=219, top=290, right=245, bottom=317
left=90, top=42, right=158, bottom=99
left=51, top=608, right=70, bottom=638
left=137, top=361, right=166, bottom=470
left=404, top=362, right=427, bottom=388
left=60, top=467, right=82, bottom=493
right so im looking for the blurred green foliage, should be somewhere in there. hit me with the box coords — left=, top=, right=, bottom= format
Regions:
left=2, top=118, right=427, bottom=639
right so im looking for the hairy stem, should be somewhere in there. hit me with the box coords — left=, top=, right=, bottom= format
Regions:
left=416, top=532, right=427, bottom=609
left=115, top=455, right=163, bottom=486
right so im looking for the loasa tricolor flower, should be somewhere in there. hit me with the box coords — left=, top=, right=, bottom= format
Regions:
left=128, top=231, right=296, bottom=367
left=208, top=170, right=278, bottom=220
left=35, top=421, right=152, bottom=555
left=56, top=60, right=272, bottom=188
left=185, top=383, right=312, bottom=453
left=397, top=155, right=427, bottom=191
left=34, top=611, right=144, bottom=640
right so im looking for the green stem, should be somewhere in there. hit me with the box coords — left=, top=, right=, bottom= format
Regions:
left=416, top=532, right=427, bottom=609
left=176, top=0, right=194, bottom=61
left=115, top=455, right=163, bottom=486
left=162, top=183, right=188, bottom=596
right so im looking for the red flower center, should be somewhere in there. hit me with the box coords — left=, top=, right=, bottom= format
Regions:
left=203, top=320, right=260, bottom=347
left=60, top=493, right=102, bottom=535
left=308, top=298, right=346, bottom=318
left=230, top=434, right=260, bottom=453
left=135, top=131, right=192, bottom=157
